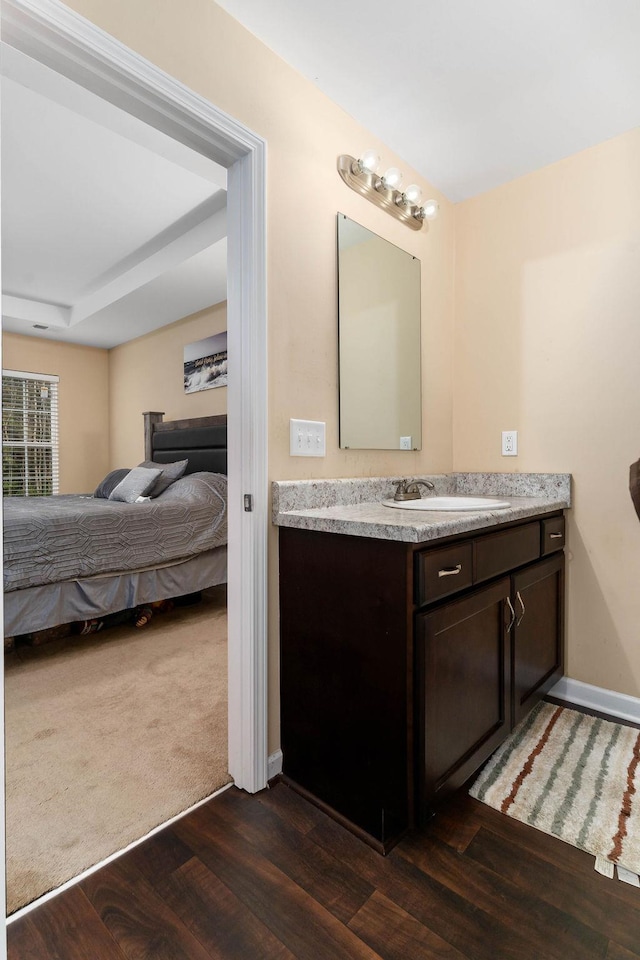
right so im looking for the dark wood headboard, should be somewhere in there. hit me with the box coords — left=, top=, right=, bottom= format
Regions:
left=143, top=411, right=227, bottom=476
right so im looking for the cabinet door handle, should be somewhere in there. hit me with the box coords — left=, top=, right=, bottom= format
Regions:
left=549, top=532, right=563, bottom=539
left=438, top=563, right=462, bottom=578
left=516, top=590, right=526, bottom=626
left=505, top=596, right=516, bottom=632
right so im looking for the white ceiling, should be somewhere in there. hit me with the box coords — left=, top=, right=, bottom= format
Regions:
left=215, top=0, right=640, bottom=202
left=1, top=45, right=228, bottom=349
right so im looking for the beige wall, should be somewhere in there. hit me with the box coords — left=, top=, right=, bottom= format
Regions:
left=454, top=127, right=640, bottom=698
left=2, top=333, right=110, bottom=494
left=63, top=0, right=456, bottom=753
left=108, top=303, right=227, bottom=466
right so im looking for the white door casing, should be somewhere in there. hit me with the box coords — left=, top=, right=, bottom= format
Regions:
left=0, top=0, right=268, bottom=948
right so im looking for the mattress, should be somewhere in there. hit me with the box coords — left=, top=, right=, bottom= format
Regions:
left=3, top=547, right=227, bottom=638
left=3, top=471, right=227, bottom=593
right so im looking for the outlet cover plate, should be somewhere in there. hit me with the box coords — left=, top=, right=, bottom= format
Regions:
left=502, top=430, right=518, bottom=456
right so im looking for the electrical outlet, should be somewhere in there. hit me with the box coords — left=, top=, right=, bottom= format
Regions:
left=399, top=436, right=412, bottom=450
left=502, top=430, right=518, bottom=456
left=290, top=418, right=326, bottom=457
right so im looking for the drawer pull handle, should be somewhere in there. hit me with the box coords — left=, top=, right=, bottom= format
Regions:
left=506, top=596, right=516, bottom=632
left=438, top=563, right=462, bottom=578
left=516, top=590, right=526, bottom=626
left=549, top=532, right=563, bottom=539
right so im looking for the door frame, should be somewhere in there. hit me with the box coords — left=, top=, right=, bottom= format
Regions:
left=0, top=0, right=268, bottom=944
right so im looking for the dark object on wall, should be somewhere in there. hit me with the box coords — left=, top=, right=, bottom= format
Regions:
left=630, top=459, right=640, bottom=521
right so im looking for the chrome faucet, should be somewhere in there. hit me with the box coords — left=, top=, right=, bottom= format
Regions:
left=393, top=478, right=435, bottom=501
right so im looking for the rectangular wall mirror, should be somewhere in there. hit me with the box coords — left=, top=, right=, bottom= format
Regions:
left=337, top=213, right=422, bottom=450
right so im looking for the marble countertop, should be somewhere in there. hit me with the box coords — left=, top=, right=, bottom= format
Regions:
left=272, top=473, right=571, bottom=544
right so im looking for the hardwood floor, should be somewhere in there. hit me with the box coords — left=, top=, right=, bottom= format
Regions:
left=8, top=777, right=640, bottom=960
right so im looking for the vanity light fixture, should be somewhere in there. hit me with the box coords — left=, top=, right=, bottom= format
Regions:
left=337, top=151, right=439, bottom=231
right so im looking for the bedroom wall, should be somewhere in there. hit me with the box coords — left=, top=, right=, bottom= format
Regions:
left=454, top=126, right=640, bottom=698
left=2, top=333, right=110, bottom=494
left=108, top=302, right=227, bottom=467
left=64, top=0, right=456, bottom=754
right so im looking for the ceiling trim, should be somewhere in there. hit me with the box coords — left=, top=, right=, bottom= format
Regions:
left=2, top=294, right=70, bottom=328
left=69, top=195, right=227, bottom=327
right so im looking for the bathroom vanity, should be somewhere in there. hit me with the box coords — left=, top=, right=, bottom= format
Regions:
left=274, top=474, right=570, bottom=852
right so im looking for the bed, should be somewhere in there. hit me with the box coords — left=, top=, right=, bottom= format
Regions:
left=3, top=412, right=228, bottom=638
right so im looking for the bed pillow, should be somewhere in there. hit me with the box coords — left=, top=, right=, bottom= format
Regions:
left=93, top=468, right=131, bottom=499
left=137, top=458, right=188, bottom=497
left=108, top=466, right=162, bottom=503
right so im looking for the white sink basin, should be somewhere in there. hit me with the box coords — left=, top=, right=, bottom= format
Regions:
left=382, top=496, right=511, bottom=512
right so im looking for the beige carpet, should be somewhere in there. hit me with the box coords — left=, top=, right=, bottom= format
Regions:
left=470, top=701, right=640, bottom=883
left=5, top=587, right=230, bottom=914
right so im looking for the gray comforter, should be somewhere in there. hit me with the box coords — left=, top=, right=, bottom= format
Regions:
left=3, top=471, right=227, bottom=592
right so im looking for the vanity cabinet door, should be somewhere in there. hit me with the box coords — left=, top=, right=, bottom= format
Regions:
left=416, top=577, right=512, bottom=815
left=511, top=553, right=565, bottom=726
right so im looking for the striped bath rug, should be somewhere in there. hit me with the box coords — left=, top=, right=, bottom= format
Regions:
left=469, top=701, right=640, bottom=884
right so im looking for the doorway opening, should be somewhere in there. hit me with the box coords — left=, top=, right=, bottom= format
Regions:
left=0, top=0, right=268, bottom=931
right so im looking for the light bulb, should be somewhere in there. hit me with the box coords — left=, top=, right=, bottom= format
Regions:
left=419, top=198, right=439, bottom=221
left=359, top=149, right=381, bottom=175
left=403, top=184, right=422, bottom=205
left=381, top=166, right=403, bottom=190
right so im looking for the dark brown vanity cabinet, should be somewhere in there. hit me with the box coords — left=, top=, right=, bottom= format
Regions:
left=279, top=512, right=565, bottom=852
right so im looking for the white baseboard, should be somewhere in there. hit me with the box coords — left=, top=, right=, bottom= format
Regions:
left=267, top=749, right=283, bottom=781
left=549, top=677, right=640, bottom=725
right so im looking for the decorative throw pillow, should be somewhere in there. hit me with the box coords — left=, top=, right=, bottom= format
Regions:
left=93, top=468, right=131, bottom=499
left=137, top=459, right=188, bottom=497
left=108, top=466, right=162, bottom=504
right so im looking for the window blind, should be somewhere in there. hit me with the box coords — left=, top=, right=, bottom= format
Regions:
left=2, top=370, right=60, bottom=497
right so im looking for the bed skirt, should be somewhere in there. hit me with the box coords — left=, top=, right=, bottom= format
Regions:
left=4, top=547, right=227, bottom=638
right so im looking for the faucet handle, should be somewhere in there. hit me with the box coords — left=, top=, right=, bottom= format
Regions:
left=393, top=479, right=409, bottom=497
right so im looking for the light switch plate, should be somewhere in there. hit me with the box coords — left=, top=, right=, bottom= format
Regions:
left=290, top=418, right=326, bottom=457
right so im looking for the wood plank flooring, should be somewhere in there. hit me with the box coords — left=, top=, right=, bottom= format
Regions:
left=8, top=776, right=640, bottom=960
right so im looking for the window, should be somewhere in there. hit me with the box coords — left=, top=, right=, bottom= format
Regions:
left=2, top=370, right=59, bottom=497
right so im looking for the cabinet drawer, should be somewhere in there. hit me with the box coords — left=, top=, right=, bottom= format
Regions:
left=416, top=542, right=473, bottom=604
left=474, top=522, right=540, bottom=583
left=541, top=516, right=565, bottom=555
